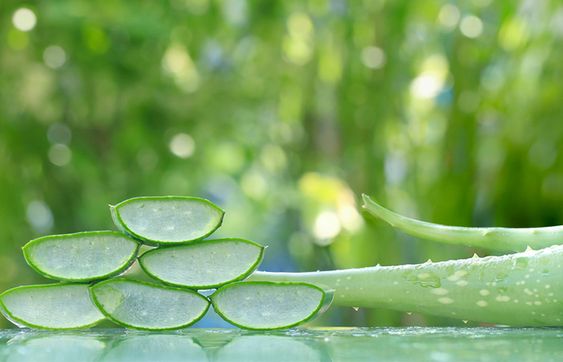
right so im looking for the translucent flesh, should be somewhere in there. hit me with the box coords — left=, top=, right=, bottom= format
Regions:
left=116, top=198, right=222, bottom=243
left=141, top=239, right=263, bottom=288
left=24, top=233, right=137, bottom=280
left=0, top=284, right=104, bottom=329
left=213, top=283, right=324, bottom=329
left=91, top=280, right=209, bottom=330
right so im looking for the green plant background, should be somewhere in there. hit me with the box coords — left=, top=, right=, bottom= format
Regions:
left=1, top=0, right=563, bottom=328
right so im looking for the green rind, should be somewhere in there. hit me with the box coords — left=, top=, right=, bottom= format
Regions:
left=89, top=278, right=210, bottom=331
left=362, top=194, right=563, bottom=251
left=0, top=284, right=104, bottom=330
left=250, top=244, right=563, bottom=327
left=139, top=238, right=265, bottom=289
left=211, top=281, right=329, bottom=331
left=111, top=196, right=225, bottom=246
left=22, top=231, right=140, bottom=282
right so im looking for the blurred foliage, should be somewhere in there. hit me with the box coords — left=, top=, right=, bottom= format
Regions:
left=2, top=0, right=563, bottom=328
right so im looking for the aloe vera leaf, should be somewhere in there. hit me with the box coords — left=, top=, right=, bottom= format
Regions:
left=362, top=194, right=563, bottom=252
left=110, top=196, right=224, bottom=245
left=90, top=278, right=210, bottom=331
left=103, top=335, right=207, bottom=362
left=211, top=281, right=332, bottom=330
left=0, top=284, right=104, bottom=330
left=139, top=238, right=264, bottom=289
left=251, top=244, right=563, bottom=326
left=22, top=231, right=139, bottom=282
left=5, top=335, right=105, bottom=362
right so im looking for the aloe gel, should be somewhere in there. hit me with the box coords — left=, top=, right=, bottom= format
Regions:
left=139, top=238, right=264, bottom=289
left=110, top=196, right=224, bottom=245
left=0, top=284, right=104, bottom=330
left=23, top=231, right=139, bottom=282
left=211, top=281, right=332, bottom=330
left=90, top=278, right=210, bottom=330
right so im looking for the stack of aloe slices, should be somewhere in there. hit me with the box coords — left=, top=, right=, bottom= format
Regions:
left=0, top=196, right=333, bottom=331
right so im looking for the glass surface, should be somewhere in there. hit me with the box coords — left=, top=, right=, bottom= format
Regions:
left=1, top=327, right=561, bottom=362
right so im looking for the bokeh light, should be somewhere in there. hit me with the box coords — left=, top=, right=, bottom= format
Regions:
left=169, top=133, right=196, bottom=159
left=43, top=46, right=67, bottom=69
left=12, top=8, right=36, bottom=32
left=460, top=15, right=484, bottom=38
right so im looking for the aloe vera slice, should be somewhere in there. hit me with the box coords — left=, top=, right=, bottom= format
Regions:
left=22, top=231, right=139, bottom=282
left=211, top=281, right=332, bottom=330
left=90, top=278, right=210, bottom=330
left=0, top=284, right=104, bottom=330
left=110, top=196, right=224, bottom=245
left=139, top=238, right=265, bottom=289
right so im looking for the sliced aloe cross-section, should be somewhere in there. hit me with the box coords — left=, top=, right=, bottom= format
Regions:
left=139, top=238, right=264, bottom=289
left=110, top=196, right=224, bottom=245
left=211, top=281, right=332, bottom=330
left=23, top=231, right=139, bottom=282
left=90, top=278, right=210, bottom=330
left=0, top=284, right=104, bottom=330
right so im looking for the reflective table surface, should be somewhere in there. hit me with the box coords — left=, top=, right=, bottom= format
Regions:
left=1, top=327, right=562, bottom=362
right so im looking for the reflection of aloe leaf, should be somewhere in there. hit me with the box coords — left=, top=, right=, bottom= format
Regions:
left=90, top=278, right=209, bottom=331
left=4, top=335, right=105, bottom=362
left=191, top=330, right=236, bottom=351
left=139, top=238, right=264, bottom=289
left=211, top=281, right=332, bottom=330
left=318, top=327, right=563, bottom=361
left=103, top=334, right=207, bottom=362
left=110, top=196, right=224, bottom=245
left=0, top=284, right=104, bottom=330
left=22, top=231, right=139, bottom=282
left=216, top=335, right=322, bottom=362
left=0, top=331, right=15, bottom=361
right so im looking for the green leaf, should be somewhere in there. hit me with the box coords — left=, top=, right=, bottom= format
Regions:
left=362, top=194, right=563, bottom=252
left=22, top=231, right=139, bottom=282
left=211, top=281, right=332, bottom=330
left=89, top=278, right=210, bottom=331
left=139, top=238, right=264, bottom=289
left=110, top=196, right=224, bottom=245
left=0, top=284, right=104, bottom=330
